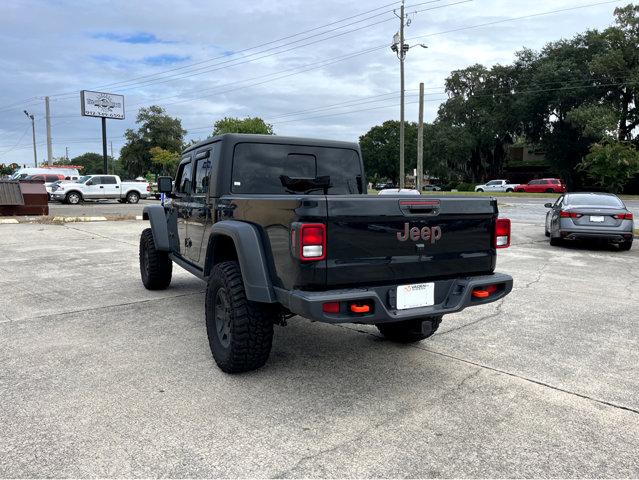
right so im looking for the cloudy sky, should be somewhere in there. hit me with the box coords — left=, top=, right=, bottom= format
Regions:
left=0, top=0, right=627, bottom=166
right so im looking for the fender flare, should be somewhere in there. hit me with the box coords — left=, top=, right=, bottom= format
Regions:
left=142, top=205, right=170, bottom=251
left=207, top=220, right=276, bottom=303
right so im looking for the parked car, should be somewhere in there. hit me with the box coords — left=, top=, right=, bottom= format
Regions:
left=140, top=133, right=513, bottom=373
left=375, top=182, right=396, bottom=190
left=378, top=188, right=421, bottom=196
left=51, top=175, right=150, bottom=204
left=515, top=178, right=566, bottom=193
left=474, top=179, right=519, bottom=193
left=422, top=184, right=442, bottom=191
left=544, top=192, right=634, bottom=250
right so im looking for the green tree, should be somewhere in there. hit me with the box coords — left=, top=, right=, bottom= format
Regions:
left=56, top=152, right=114, bottom=175
left=359, top=120, right=417, bottom=184
left=120, top=106, right=186, bottom=177
left=578, top=141, right=639, bottom=192
left=150, top=147, right=180, bottom=176
left=0, top=163, right=19, bottom=175
left=212, top=116, right=274, bottom=135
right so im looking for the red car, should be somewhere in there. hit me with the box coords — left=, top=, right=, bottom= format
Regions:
left=514, top=178, right=566, bottom=193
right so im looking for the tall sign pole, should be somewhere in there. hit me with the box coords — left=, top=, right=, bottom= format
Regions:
left=80, top=90, right=125, bottom=174
left=417, top=82, right=424, bottom=191
left=45, top=96, right=53, bottom=165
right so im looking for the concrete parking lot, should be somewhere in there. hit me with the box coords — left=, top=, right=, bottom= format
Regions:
left=0, top=214, right=638, bottom=477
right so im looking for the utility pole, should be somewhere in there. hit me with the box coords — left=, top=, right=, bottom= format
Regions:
left=24, top=110, right=37, bottom=167
left=417, top=82, right=424, bottom=191
left=45, top=96, right=53, bottom=165
left=391, top=2, right=426, bottom=189
left=65, top=146, right=69, bottom=162
left=399, top=0, right=406, bottom=189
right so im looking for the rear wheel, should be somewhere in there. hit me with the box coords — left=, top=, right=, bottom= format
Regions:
left=550, top=236, right=562, bottom=246
left=476, top=188, right=484, bottom=192
left=139, top=228, right=172, bottom=290
left=506, top=188, right=514, bottom=192
left=619, top=239, right=633, bottom=251
left=376, top=317, right=441, bottom=343
left=206, top=261, right=275, bottom=373
left=126, top=191, right=140, bottom=204
left=545, top=188, right=554, bottom=193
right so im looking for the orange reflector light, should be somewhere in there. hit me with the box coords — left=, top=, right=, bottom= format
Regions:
left=350, top=303, right=371, bottom=313
left=322, top=302, right=340, bottom=313
left=472, top=284, right=499, bottom=298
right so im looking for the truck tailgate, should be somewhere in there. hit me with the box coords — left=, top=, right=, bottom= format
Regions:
left=325, top=196, right=497, bottom=287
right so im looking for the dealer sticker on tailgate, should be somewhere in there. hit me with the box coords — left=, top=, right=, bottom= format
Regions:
left=396, top=282, right=435, bottom=310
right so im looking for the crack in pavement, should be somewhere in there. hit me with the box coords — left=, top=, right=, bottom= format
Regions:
left=0, top=291, right=205, bottom=325
left=435, top=299, right=505, bottom=336
left=62, top=224, right=138, bottom=247
left=272, top=408, right=408, bottom=478
left=336, top=324, right=639, bottom=416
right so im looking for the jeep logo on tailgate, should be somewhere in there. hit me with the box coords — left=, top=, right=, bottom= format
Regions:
left=397, top=223, right=442, bottom=243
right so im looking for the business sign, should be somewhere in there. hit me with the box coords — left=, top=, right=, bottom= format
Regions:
left=80, top=90, right=125, bottom=119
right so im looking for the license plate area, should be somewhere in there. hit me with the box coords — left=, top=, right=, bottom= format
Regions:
left=396, top=282, right=435, bottom=310
left=590, top=215, right=605, bottom=222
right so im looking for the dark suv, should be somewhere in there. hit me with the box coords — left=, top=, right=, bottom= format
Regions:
left=140, top=134, right=513, bottom=373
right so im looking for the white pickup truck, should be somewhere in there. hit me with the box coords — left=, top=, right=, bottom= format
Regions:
left=51, top=175, right=150, bottom=204
left=474, top=179, right=519, bottom=193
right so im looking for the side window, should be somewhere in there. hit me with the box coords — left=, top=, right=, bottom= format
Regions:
left=178, top=162, right=193, bottom=195
left=194, top=156, right=212, bottom=195
left=550, top=179, right=559, bottom=184
left=101, top=176, right=117, bottom=184
left=46, top=175, right=58, bottom=182
left=89, top=176, right=101, bottom=185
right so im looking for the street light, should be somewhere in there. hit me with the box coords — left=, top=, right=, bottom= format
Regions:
left=391, top=1, right=427, bottom=188
left=23, top=110, right=37, bottom=167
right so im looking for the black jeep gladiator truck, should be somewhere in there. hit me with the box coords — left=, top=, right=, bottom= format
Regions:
left=140, top=134, right=513, bottom=373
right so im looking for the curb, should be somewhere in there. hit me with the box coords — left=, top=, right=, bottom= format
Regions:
left=0, top=218, right=19, bottom=224
left=52, top=216, right=108, bottom=223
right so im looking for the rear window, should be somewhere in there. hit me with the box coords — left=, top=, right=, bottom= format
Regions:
left=232, top=143, right=362, bottom=195
left=566, top=194, right=623, bottom=207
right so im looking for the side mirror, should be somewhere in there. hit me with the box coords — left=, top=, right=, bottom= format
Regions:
left=157, top=176, right=173, bottom=193
left=544, top=203, right=553, bottom=208
left=86, top=180, right=93, bottom=186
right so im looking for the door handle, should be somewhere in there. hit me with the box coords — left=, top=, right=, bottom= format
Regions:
left=99, top=186, right=104, bottom=188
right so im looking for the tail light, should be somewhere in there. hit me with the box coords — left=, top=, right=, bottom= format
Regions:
left=560, top=211, right=582, bottom=218
left=146, top=185, right=151, bottom=192
left=494, top=218, right=511, bottom=249
left=613, top=213, right=633, bottom=220
left=298, top=223, right=326, bottom=261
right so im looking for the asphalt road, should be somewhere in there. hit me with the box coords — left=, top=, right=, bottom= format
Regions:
left=47, top=196, right=639, bottom=226
left=0, top=219, right=638, bottom=477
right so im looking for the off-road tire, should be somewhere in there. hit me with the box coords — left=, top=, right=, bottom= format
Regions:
left=127, top=191, right=140, bottom=204
left=376, top=316, right=441, bottom=343
left=206, top=261, right=275, bottom=373
left=66, top=192, right=81, bottom=205
left=139, top=228, right=172, bottom=290
left=619, top=239, right=633, bottom=251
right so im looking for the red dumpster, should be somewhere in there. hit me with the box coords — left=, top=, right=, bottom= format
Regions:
left=0, top=180, right=49, bottom=216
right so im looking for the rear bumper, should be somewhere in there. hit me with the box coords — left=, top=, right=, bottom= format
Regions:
left=277, top=272, right=513, bottom=324
left=559, top=223, right=634, bottom=243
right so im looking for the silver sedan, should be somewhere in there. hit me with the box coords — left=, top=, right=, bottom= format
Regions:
left=545, top=193, right=634, bottom=250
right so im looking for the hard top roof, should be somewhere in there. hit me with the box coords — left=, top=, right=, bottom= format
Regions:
left=182, top=133, right=359, bottom=155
